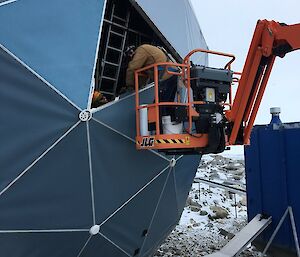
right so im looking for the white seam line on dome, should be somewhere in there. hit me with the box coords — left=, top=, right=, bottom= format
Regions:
left=91, top=118, right=169, bottom=162
left=174, top=155, right=183, bottom=214
left=117, top=82, right=154, bottom=104
left=99, top=232, right=131, bottom=257
left=87, top=0, right=108, bottom=109
left=91, top=83, right=154, bottom=113
left=176, top=155, right=183, bottom=162
left=91, top=117, right=169, bottom=162
left=99, top=165, right=170, bottom=227
left=86, top=121, right=96, bottom=225
left=0, top=229, right=89, bottom=233
left=0, top=0, right=18, bottom=7
left=0, top=43, right=82, bottom=111
left=76, top=235, right=92, bottom=257
left=171, top=166, right=180, bottom=215
left=92, top=117, right=135, bottom=143
left=0, top=120, right=81, bottom=197
left=174, top=154, right=193, bottom=215
left=139, top=167, right=172, bottom=254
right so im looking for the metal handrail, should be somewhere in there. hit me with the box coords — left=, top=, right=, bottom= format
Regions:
left=135, top=62, right=190, bottom=137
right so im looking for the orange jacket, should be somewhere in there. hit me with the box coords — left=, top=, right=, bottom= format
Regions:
left=125, top=44, right=171, bottom=88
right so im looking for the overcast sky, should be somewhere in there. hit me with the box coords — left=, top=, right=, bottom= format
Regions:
left=190, top=0, right=300, bottom=125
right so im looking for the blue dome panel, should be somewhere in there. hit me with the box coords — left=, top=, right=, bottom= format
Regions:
left=0, top=0, right=105, bottom=109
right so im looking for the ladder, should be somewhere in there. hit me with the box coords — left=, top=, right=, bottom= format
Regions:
left=97, top=3, right=131, bottom=99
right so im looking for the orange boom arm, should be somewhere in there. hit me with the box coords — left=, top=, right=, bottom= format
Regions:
left=226, top=20, right=300, bottom=145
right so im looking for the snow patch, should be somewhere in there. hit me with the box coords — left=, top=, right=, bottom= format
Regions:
left=154, top=154, right=262, bottom=257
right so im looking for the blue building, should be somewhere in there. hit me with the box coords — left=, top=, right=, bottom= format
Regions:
left=245, top=110, right=300, bottom=256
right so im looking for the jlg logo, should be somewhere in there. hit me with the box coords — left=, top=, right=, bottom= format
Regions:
left=140, top=137, right=155, bottom=147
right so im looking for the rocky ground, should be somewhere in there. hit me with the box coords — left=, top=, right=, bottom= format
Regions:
left=154, top=154, right=263, bottom=257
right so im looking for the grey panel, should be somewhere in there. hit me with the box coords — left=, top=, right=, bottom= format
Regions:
left=0, top=232, right=89, bottom=257
left=140, top=169, right=179, bottom=256
left=89, top=119, right=169, bottom=223
left=81, top=234, right=129, bottom=257
left=0, top=123, right=93, bottom=230
left=0, top=47, right=78, bottom=193
left=100, top=169, right=170, bottom=256
left=135, top=0, right=208, bottom=64
left=174, top=155, right=200, bottom=214
left=93, top=87, right=154, bottom=140
left=0, top=0, right=105, bottom=109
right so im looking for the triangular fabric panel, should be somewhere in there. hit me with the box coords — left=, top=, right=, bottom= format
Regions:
left=0, top=232, right=89, bottom=257
left=99, top=169, right=169, bottom=256
left=80, top=234, right=129, bottom=257
left=140, top=170, right=179, bottom=256
left=89, top=119, right=169, bottom=223
left=93, top=87, right=155, bottom=141
left=0, top=123, right=93, bottom=230
left=173, top=155, right=200, bottom=214
left=93, top=87, right=174, bottom=161
left=0, top=0, right=105, bottom=109
left=0, top=47, right=79, bottom=193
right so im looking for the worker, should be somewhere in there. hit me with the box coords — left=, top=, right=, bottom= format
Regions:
left=124, top=44, right=174, bottom=91
left=124, top=44, right=181, bottom=121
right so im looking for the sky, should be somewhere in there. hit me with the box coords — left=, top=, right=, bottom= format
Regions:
left=190, top=0, right=300, bottom=125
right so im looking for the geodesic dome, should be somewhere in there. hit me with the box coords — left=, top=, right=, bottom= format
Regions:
left=0, top=0, right=206, bottom=256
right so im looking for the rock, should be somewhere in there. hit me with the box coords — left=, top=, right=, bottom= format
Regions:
left=200, top=210, right=208, bottom=216
left=199, top=162, right=207, bottom=168
left=191, top=206, right=201, bottom=212
left=233, top=175, right=242, bottom=180
left=186, top=196, right=192, bottom=206
left=219, top=228, right=235, bottom=239
left=192, top=222, right=200, bottom=227
left=186, top=197, right=201, bottom=208
left=209, top=172, right=220, bottom=180
left=224, top=190, right=234, bottom=200
left=210, top=244, right=217, bottom=250
left=208, top=155, right=231, bottom=166
left=192, top=200, right=201, bottom=208
left=225, top=164, right=238, bottom=171
left=239, top=196, right=247, bottom=206
left=210, top=206, right=229, bottom=219
left=172, top=248, right=182, bottom=255
left=231, top=169, right=244, bottom=176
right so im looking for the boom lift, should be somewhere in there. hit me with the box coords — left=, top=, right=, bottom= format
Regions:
left=135, top=20, right=300, bottom=155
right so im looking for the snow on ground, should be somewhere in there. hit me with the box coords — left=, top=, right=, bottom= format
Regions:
left=154, top=154, right=262, bottom=257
